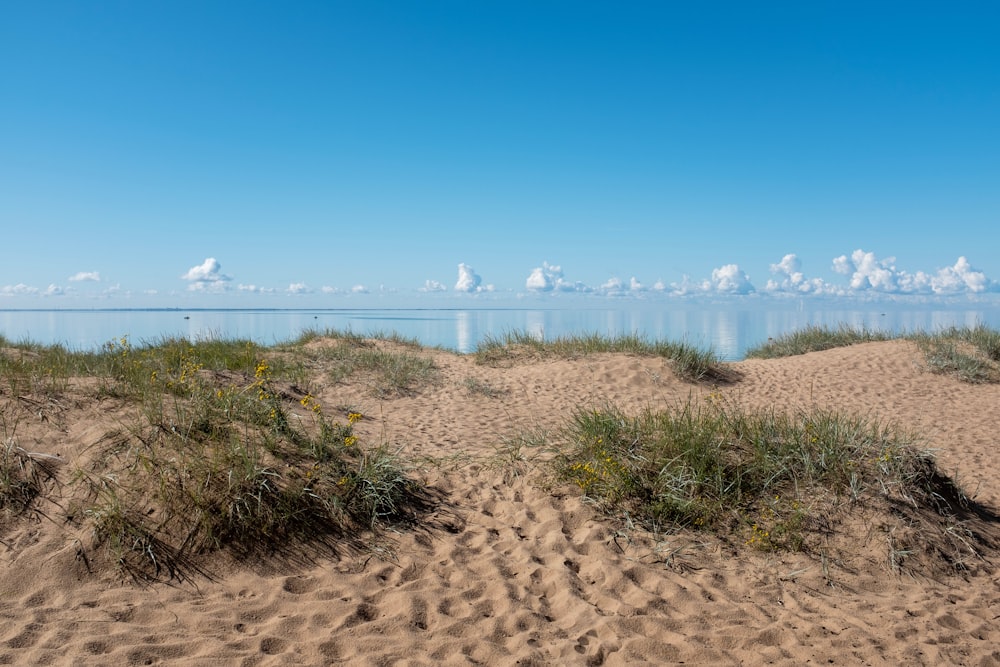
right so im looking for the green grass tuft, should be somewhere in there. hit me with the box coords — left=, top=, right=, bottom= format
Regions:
left=474, top=330, right=731, bottom=383
left=744, top=324, right=893, bottom=359
left=548, top=397, right=994, bottom=572
left=910, top=325, right=1000, bottom=383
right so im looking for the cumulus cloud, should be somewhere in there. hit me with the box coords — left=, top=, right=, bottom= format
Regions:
left=525, top=262, right=591, bottom=292
left=420, top=280, right=447, bottom=292
left=765, top=254, right=832, bottom=294
left=44, top=284, right=63, bottom=296
left=832, top=250, right=901, bottom=291
left=182, top=257, right=232, bottom=291
left=829, top=249, right=995, bottom=294
left=351, top=285, right=369, bottom=294
left=600, top=276, right=624, bottom=293
left=1, top=284, right=39, bottom=296
left=708, top=264, right=755, bottom=294
left=762, top=250, right=995, bottom=296
left=769, top=254, right=804, bottom=287
left=454, top=263, right=493, bottom=293
left=238, top=284, right=277, bottom=294
left=69, top=271, right=101, bottom=282
left=287, top=283, right=310, bottom=294
left=594, top=276, right=647, bottom=295
left=929, top=256, right=990, bottom=294
left=455, top=263, right=482, bottom=292
left=665, top=264, right=755, bottom=295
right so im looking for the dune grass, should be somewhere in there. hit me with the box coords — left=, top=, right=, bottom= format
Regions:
left=549, top=397, right=996, bottom=573
left=0, top=333, right=422, bottom=582
left=474, top=330, right=732, bottom=383
left=281, top=328, right=440, bottom=397
left=910, top=325, right=1000, bottom=384
left=744, top=324, right=893, bottom=359
left=746, top=324, right=1000, bottom=384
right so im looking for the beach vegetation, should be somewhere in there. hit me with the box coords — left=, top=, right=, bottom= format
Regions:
left=747, top=324, right=1000, bottom=384
left=910, top=325, right=1000, bottom=383
left=549, top=396, right=997, bottom=574
left=462, top=376, right=508, bottom=398
left=0, top=333, right=423, bottom=582
left=474, top=330, right=732, bottom=383
left=280, top=329, right=439, bottom=397
left=744, top=324, right=892, bottom=359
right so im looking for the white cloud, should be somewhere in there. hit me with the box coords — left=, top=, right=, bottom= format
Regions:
left=69, top=271, right=101, bottom=282
left=420, top=279, right=447, bottom=292
left=525, top=262, right=591, bottom=292
left=44, top=284, right=63, bottom=296
left=828, top=249, right=995, bottom=294
left=321, top=286, right=340, bottom=294
left=182, top=257, right=232, bottom=290
left=595, top=276, right=646, bottom=295
left=666, top=264, right=756, bottom=295
left=930, top=256, right=990, bottom=294
left=454, top=263, right=493, bottom=293
left=1, top=284, right=39, bottom=296
left=455, top=263, right=482, bottom=292
left=600, top=276, right=624, bottom=292
left=708, top=264, right=755, bottom=294
left=832, top=249, right=899, bottom=291
left=288, top=283, right=310, bottom=294
left=765, top=253, right=833, bottom=294
left=760, top=249, right=997, bottom=296
left=768, top=254, right=804, bottom=288
left=238, top=284, right=277, bottom=294
left=351, top=285, right=369, bottom=294
left=668, top=275, right=701, bottom=295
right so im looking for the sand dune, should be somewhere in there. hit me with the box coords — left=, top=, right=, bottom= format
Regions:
left=2, top=339, right=1000, bottom=665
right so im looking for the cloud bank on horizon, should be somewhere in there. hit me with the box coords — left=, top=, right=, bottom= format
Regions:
left=519, top=250, right=995, bottom=298
left=2, top=251, right=997, bottom=303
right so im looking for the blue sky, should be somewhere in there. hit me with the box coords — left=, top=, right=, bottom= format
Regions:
left=2, top=1, right=999, bottom=307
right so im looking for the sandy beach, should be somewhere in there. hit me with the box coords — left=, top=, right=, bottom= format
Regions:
left=2, top=337, right=1000, bottom=666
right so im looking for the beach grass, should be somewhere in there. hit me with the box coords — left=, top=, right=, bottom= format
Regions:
left=746, top=324, right=1000, bottom=384
left=285, top=333, right=440, bottom=397
left=744, top=324, right=893, bottom=359
left=910, top=325, right=1000, bottom=383
left=474, top=330, right=731, bottom=382
left=549, top=396, right=994, bottom=572
left=0, top=333, right=422, bottom=581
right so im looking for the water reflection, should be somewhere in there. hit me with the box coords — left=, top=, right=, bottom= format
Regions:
left=456, top=311, right=475, bottom=353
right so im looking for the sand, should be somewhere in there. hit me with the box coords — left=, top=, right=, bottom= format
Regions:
left=2, top=339, right=1000, bottom=665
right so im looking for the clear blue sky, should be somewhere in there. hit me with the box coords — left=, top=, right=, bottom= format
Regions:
left=3, top=1, right=998, bottom=307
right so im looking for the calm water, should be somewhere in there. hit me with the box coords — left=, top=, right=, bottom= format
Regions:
left=1, top=304, right=999, bottom=360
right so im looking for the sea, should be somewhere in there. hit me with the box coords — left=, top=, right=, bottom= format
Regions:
left=2, top=302, right=999, bottom=361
